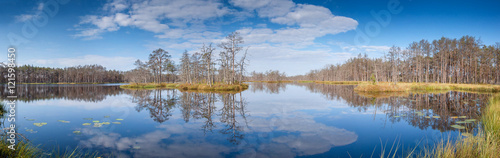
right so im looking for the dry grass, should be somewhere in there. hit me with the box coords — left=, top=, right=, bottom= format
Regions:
left=121, top=82, right=249, bottom=92
left=120, top=83, right=178, bottom=89
left=178, top=83, right=249, bottom=91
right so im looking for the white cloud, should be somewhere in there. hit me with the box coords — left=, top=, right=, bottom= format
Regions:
left=236, top=3, right=358, bottom=45
left=30, top=55, right=137, bottom=71
left=74, top=0, right=231, bottom=39
left=230, top=0, right=295, bottom=18
left=14, top=2, right=44, bottom=22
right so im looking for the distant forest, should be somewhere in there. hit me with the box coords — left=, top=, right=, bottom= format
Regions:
left=1, top=35, right=499, bottom=84
left=289, top=36, right=500, bottom=84
left=0, top=64, right=124, bottom=83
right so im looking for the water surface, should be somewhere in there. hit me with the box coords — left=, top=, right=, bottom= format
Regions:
left=1, top=83, right=491, bottom=157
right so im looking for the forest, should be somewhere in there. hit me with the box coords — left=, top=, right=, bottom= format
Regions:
left=289, top=36, right=500, bottom=84
left=0, top=64, right=124, bottom=83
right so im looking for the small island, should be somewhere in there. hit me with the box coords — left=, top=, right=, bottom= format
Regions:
left=119, top=32, right=249, bottom=92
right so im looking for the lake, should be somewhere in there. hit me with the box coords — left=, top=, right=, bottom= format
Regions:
left=1, top=82, right=491, bottom=157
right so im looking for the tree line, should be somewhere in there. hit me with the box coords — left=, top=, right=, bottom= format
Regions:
left=291, top=36, right=500, bottom=84
left=125, top=32, right=249, bottom=85
left=248, top=70, right=287, bottom=82
left=0, top=64, right=124, bottom=83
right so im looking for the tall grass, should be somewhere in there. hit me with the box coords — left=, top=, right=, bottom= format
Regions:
left=0, top=135, right=103, bottom=158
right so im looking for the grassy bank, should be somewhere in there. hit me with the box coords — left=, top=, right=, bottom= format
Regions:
left=119, top=83, right=178, bottom=89
left=354, top=82, right=500, bottom=93
left=120, top=82, right=249, bottom=91
left=0, top=139, right=102, bottom=158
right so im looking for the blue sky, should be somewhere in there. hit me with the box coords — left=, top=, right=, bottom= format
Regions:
left=1, top=0, right=499, bottom=75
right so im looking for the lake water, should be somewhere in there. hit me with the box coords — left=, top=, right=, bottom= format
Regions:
left=1, top=83, right=492, bottom=157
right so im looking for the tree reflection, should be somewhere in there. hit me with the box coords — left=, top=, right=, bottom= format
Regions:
left=0, top=84, right=122, bottom=102
left=250, top=82, right=287, bottom=94
left=130, top=89, right=177, bottom=123
left=127, top=89, right=249, bottom=144
left=293, top=83, right=491, bottom=132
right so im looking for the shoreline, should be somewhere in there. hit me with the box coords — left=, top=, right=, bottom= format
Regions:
left=119, top=82, right=249, bottom=92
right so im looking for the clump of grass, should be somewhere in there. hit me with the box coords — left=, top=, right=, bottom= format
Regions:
left=420, top=132, right=498, bottom=158
left=0, top=137, right=102, bottom=158
left=0, top=138, right=42, bottom=157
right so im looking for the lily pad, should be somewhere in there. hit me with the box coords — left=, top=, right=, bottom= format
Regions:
left=425, top=116, right=431, bottom=118
left=25, top=128, right=38, bottom=133
left=432, top=116, right=441, bottom=118
left=82, top=123, right=91, bottom=126
left=116, top=119, right=124, bottom=121
left=104, top=116, right=110, bottom=118
left=458, top=116, right=467, bottom=118
left=83, top=118, right=93, bottom=120
left=33, top=123, right=46, bottom=127
left=450, top=116, right=458, bottom=119
left=465, top=119, right=477, bottom=122
left=461, top=133, right=473, bottom=137
left=455, top=121, right=467, bottom=124
left=451, top=125, right=465, bottom=129
left=93, top=123, right=103, bottom=127
left=26, top=119, right=35, bottom=121
left=58, top=120, right=70, bottom=123
left=132, top=146, right=141, bottom=149
left=102, top=122, right=111, bottom=125
left=393, top=116, right=400, bottom=118
left=112, top=122, right=121, bottom=124
left=92, top=120, right=100, bottom=123
left=73, top=131, right=81, bottom=134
